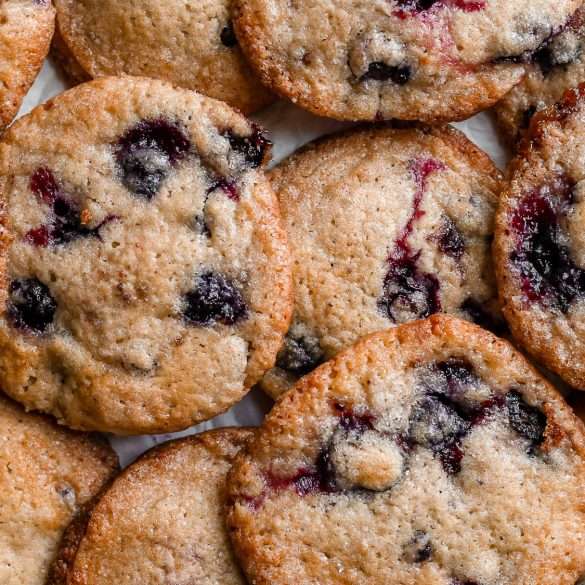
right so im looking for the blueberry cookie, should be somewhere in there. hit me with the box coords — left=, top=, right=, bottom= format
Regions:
left=0, top=76, right=293, bottom=434
left=0, top=0, right=55, bottom=129
left=494, top=85, right=585, bottom=390
left=262, top=125, right=504, bottom=399
left=49, top=428, right=253, bottom=585
left=495, top=9, right=585, bottom=142
left=0, top=394, right=118, bottom=585
left=53, top=0, right=274, bottom=114
left=227, top=315, right=585, bottom=585
left=234, top=0, right=582, bottom=122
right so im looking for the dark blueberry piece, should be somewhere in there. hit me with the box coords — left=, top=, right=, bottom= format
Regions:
left=452, top=580, right=481, bottom=585
left=208, top=177, right=239, bottom=201
left=116, top=119, right=190, bottom=199
left=7, top=278, right=56, bottom=333
left=266, top=447, right=337, bottom=497
left=394, top=0, right=484, bottom=15
left=404, top=531, right=433, bottom=563
left=533, top=44, right=556, bottom=76
left=51, top=198, right=94, bottom=245
left=378, top=158, right=445, bottom=322
left=461, top=297, right=507, bottom=335
left=333, top=402, right=376, bottom=434
left=183, top=271, right=247, bottom=327
left=276, top=331, right=324, bottom=375
left=436, top=217, right=465, bottom=260
left=432, top=358, right=477, bottom=398
left=510, top=176, right=585, bottom=312
left=437, top=441, right=464, bottom=475
left=220, top=22, right=238, bottom=47
left=30, top=167, right=59, bottom=204
left=505, top=391, right=547, bottom=450
left=224, top=126, right=270, bottom=169
left=521, top=105, right=538, bottom=130
left=192, top=214, right=211, bottom=237
left=360, top=62, right=412, bottom=85
left=409, top=395, right=469, bottom=450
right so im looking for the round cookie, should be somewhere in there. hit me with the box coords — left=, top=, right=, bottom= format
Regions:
left=53, top=0, right=274, bottom=114
left=495, top=8, right=585, bottom=142
left=227, top=315, right=585, bottom=585
left=262, top=125, right=504, bottom=399
left=0, top=0, right=55, bottom=129
left=48, top=428, right=253, bottom=585
left=0, top=394, right=118, bottom=585
left=233, top=0, right=582, bottom=122
left=0, top=76, right=293, bottom=434
left=494, top=84, right=585, bottom=390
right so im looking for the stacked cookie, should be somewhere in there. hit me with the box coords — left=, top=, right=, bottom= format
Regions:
left=2, top=1, right=585, bottom=584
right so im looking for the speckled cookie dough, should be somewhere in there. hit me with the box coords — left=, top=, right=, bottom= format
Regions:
left=227, top=315, right=585, bottom=585
left=0, top=0, right=55, bottom=129
left=495, top=8, right=585, bottom=142
left=0, top=394, right=118, bottom=585
left=49, top=428, right=252, bottom=585
left=53, top=0, right=274, bottom=114
left=0, top=76, right=293, bottom=434
left=234, top=0, right=582, bottom=122
left=495, top=85, right=585, bottom=390
left=262, top=125, right=504, bottom=399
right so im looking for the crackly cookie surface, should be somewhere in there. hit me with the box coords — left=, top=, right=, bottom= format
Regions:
left=495, top=8, right=585, bottom=142
left=53, top=0, right=274, bottom=114
left=495, top=85, right=585, bottom=390
left=0, top=76, right=292, bottom=434
left=262, top=125, right=503, bottom=399
left=0, top=0, right=55, bottom=128
left=234, top=0, right=581, bottom=122
left=49, top=428, right=252, bottom=585
left=227, top=315, right=585, bottom=585
left=0, top=394, right=118, bottom=585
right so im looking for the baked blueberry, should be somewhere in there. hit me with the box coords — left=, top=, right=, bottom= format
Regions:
left=360, top=62, right=412, bottom=85
left=115, top=119, right=190, bottom=199
left=276, top=330, right=324, bottom=375
left=224, top=126, right=270, bottom=168
left=220, top=22, right=238, bottom=47
left=7, top=278, right=57, bottom=333
left=183, top=271, right=248, bottom=327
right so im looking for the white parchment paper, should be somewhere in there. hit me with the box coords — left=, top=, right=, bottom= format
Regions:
left=18, top=60, right=511, bottom=467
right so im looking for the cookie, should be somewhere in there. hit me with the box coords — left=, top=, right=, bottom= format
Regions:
left=0, top=0, right=55, bottom=129
left=52, top=0, right=274, bottom=114
left=494, top=85, right=585, bottom=390
left=495, top=9, right=585, bottom=142
left=227, top=315, right=585, bottom=585
left=233, top=0, right=582, bottom=122
left=262, top=125, right=504, bottom=399
left=48, top=428, right=253, bottom=585
left=0, top=394, right=118, bottom=585
left=0, top=76, right=293, bottom=434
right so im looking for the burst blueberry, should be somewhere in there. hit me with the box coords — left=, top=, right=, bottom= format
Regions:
left=183, top=271, right=248, bottom=326
left=7, top=278, right=57, bottom=333
left=115, top=119, right=190, bottom=199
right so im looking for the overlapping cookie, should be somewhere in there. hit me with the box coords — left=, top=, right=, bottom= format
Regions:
left=228, top=315, right=585, bottom=585
left=495, top=84, right=585, bottom=389
left=0, top=394, right=118, bottom=585
left=495, top=8, right=585, bottom=141
left=0, top=76, right=292, bottom=434
left=53, top=0, right=274, bottom=113
left=234, top=0, right=582, bottom=121
left=263, top=125, right=503, bottom=398
left=0, top=0, right=55, bottom=128
left=49, top=429, right=253, bottom=585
